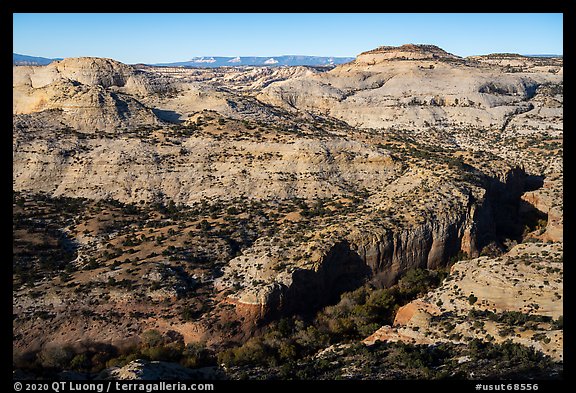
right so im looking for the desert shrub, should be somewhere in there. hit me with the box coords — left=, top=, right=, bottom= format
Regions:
left=197, top=220, right=211, bottom=232
left=124, top=330, right=185, bottom=363
left=217, top=337, right=274, bottom=367
left=141, top=329, right=164, bottom=348
left=70, top=353, right=91, bottom=371
left=278, top=342, right=298, bottom=361
left=226, top=206, right=239, bottom=215
left=498, top=326, right=515, bottom=337
left=37, top=346, right=74, bottom=369
left=467, top=338, right=550, bottom=368
left=141, top=346, right=181, bottom=362
left=531, top=333, right=551, bottom=344
left=294, top=325, right=330, bottom=350
left=105, top=352, right=139, bottom=368
left=366, top=288, right=397, bottom=316
left=388, top=342, right=438, bottom=370
left=181, top=342, right=213, bottom=368
left=468, top=309, right=552, bottom=326
left=397, top=268, right=441, bottom=298
left=552, top=315, right=563, bottom=329
left=497, top=339, right=550, bottom=365
left=314, top=286, right=400, bottom=341
left=181, top=308, right=198, bottom=321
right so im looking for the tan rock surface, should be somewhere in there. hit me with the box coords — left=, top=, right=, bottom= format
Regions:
left=258, top=45, right=562, bottom=132
left=13, top=58, right=160, bottom=132
left=365, top=242, right=563, bottom=361
left=101, top=359, right=221, bottom=380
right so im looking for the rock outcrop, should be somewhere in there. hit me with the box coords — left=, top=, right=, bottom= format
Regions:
left=100, top=359, right=222, bottom=380
left=257, top=44, right=562, bottom=132
left=215, top=166, right=545, bottom=322
left=13, top=129, right=400, bottom=205
left=365, top=241, right=563, bottom=361
left=520, top=176, right=563, bottom=242
left=13, top=58, right=162, bottom=132
left=356, top=44, right=462, bottom=63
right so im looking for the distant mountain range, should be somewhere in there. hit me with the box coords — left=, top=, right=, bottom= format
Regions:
left=153, top=56, right=355, bottom=68
left=12, top=53, right=353, bottom=68
left=13, top=52, right=561, bottom=68
left=13, top=53, right=62, bottom=66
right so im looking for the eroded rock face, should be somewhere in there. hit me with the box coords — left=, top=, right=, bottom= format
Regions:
left=356, top=44, right=462, bottom=63
left=13, top=58, right=162, bottom=132
left=14, top=57, right=158, bottom=93
left=352, top=213, right=470, bottom=280
left=520, top=176, right=563, bottom=242
left=365, top=242, right=564, bottom=361
left=257, top=45, right=562, bottom=132
left=13, top=132, right=400, bottom=205
left=215, top=167, right=546, bottom=321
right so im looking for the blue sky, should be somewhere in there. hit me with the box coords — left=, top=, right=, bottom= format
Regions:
left=13, top=13, right=563, bottom=64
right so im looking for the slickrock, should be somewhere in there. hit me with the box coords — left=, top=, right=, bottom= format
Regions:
left=365, top=242, right=563, bottom=361
left=258, top=44, right=562, bottom=132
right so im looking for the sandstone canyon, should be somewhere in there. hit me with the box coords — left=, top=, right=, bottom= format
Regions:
left=13, top=44, right=562, bottom=380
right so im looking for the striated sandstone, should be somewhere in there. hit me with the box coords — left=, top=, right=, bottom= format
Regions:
left=258, top=44, right=562, bottom=132
left=13, top=131, right=400, bottom=204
